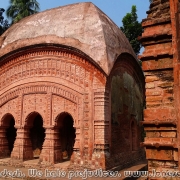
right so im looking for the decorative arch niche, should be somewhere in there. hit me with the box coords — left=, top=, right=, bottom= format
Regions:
left=0, top=113, right=17, bottom=158
left=106, top=53, right=145, bottom=169
left=55, top=112, right=76, bottom=162
left=24, top=112, right=45, bottom=159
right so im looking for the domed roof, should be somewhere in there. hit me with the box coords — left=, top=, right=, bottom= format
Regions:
left=0, top=2, right=137, bottom=75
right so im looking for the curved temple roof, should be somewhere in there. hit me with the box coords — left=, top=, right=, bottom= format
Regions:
left=0, top=2, right=137, bottom=75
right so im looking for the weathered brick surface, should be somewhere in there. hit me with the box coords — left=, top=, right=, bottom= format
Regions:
left=146, top=90, right=162, bottom=96
left=139, top=0, right=179, bottom=177
left=145, top=76, right=159, bottom=83
left=105, top=54, right=145, bottom=170
left=144, top=108, right=176, bottom=121
left=146, top=82, right=155, bottom=89
left=160, top=132, right=176, bottom=138
left=146, top=148, right=174, bottom=160
left=142, top=57, right=173, bottom=71
left=141, top=23, right=172, bottom=37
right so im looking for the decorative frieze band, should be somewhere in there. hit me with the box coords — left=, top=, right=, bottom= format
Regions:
left=0, top=49, right=106, bottom=91
left=0, top=84, right=80, bottom=107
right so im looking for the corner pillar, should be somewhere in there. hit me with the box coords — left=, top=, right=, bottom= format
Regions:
left=92, top=89, right=110, bottom=169
left=11, top=126, right=33, bottom=160
left=40, top=127, right=62, bottom=164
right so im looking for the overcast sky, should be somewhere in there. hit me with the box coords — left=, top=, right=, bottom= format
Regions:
left=1, top=0, right=150, bottom=27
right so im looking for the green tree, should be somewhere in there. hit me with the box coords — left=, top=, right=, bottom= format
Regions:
left=6, top=0, right=40, bottom=24
left=120, top=5, right=143, bottom=55
left=0, top=8, right=10, bottom=35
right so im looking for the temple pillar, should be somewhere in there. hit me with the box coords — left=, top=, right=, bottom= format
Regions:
left=11, top=126, right=33, bottom=160
left=92, top=89, right=110, bottom=170
left=40, top=127, right=62, bottom=164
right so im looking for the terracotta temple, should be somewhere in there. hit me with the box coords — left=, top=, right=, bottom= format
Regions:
left=0, top=2, right=145, bottom=170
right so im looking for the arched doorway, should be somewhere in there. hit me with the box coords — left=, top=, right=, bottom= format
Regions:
left=56, top=112, right=76, bottom=162
left=0, top=114, right=17, bottom=158
left=25, top=112, right=45, bottom=159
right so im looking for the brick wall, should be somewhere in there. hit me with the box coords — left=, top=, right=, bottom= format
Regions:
left=106, top=54, right=145, bottom=170
left=139, top=0, right=179, bottom=174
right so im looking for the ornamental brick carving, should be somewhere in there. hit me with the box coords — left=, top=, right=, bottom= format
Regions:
left=23, top=94, right=47, bottom=125
left=0, top=50, right=104, bottom=92
left=0, top=3, right=144, bottom=171
left=0, top=98, right=19, bottom=126
left=0, top=45, right=144, bottom=170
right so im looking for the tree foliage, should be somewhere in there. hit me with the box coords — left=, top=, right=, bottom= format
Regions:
left=7, top=0, right=40, bottom=24
left=120, top=5, right=143, bottom=55
left=0, top=8, right=10, bottom=35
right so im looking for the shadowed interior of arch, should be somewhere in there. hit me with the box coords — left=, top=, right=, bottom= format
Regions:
left=29, top=114, right=45, bottom=158
left=5, top=116, right=17, bottom=156
left=57, top=113, right=76, bottom=162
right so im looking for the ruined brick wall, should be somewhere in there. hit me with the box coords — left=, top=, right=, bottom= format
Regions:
left=139, top=0, right=179, bottom=174
left=105, top=54, right=145, bottom=170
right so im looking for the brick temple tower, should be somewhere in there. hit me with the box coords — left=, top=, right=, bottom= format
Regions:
left=139, top=0, right=180, bottom=177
